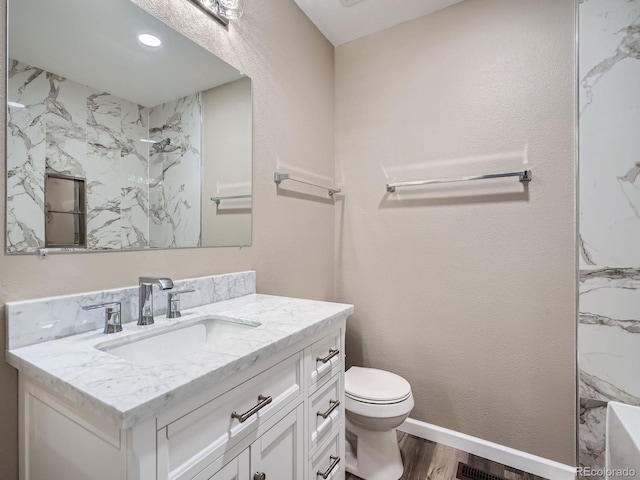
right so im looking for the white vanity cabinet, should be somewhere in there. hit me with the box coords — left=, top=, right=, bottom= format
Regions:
left=17, top=322, right=346, bottom=480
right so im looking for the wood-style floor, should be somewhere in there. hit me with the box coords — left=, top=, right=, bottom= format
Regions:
left=345, top=432, right=548, bottom=480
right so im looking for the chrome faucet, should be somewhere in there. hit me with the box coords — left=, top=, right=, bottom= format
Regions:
left=138, top=276, right=174, bottom=325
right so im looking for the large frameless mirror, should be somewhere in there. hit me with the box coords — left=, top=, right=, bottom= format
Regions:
left=6, top=0, right=252, bottom=253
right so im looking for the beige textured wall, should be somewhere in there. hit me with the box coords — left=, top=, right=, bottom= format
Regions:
left=0, top=0, right=335, bottom=477
left=202, top=77, right=252, bottom=247
left=335, top=0, right=577, bottom=465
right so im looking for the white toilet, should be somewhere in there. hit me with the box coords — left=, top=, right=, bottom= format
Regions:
left=344, top=366, right=414, bottom=480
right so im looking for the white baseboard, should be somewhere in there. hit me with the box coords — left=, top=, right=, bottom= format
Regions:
left=398, top=418, right=576, bottom=480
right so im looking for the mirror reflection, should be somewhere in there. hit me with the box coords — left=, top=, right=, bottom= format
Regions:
left=45, top=173, right=87, bottom=248
left=6, top=0, right=252, bottom=253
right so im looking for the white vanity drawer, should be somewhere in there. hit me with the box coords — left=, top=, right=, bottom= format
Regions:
left=310, top=427, right=344, bottom=480
left=307, top=329, right=342, bottom=394
left=309, top=372, right=342, bottom=452
left=157, top=352, right=303, bottom=480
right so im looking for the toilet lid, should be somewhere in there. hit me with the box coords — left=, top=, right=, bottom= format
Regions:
left=345, top=367, right=411, bottom=403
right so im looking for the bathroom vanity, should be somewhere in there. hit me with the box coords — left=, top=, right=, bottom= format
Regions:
left=5, top=272, right=353, bottom=480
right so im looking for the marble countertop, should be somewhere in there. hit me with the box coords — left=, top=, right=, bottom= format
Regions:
left=6, top=294, right=353, bottom=429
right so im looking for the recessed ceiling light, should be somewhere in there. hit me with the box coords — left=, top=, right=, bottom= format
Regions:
left=138, top=33, right=162, bottom=48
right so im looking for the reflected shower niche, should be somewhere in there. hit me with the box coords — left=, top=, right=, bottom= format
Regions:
left=6, top=0, right=252, bottom=254
left=44, top=172, right=87, bottom=248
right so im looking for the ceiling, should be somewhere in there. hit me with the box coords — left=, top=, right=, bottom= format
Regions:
left=9, top=0, right=243, bottom=107
left=293, top=0, right=465, bottom=46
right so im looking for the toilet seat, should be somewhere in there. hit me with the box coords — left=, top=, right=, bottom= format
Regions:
left=345, top=367, right=414, bottom=419
left=346, top=391, right=412, bottom=405
left=345, top=392, right=414, bottom=419
left=345, top=367, right=411, bottom=403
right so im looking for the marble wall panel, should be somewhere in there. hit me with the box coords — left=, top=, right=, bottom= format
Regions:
left=579, top=399, right=607, bottom=479
left=120, top=104, right=150, bottom=249
left=579, top=0, right=640, bottom=267
left=6, top=59, right=151, bottom=251
left=578, top=0, right=640, bottom=471
left=148, top=93, right=202, bottom=248
left=578, top=269, right=640, bottom=473
left=6, top=60, right=48, bottom=252
left=579, top=269, right=640, bottom=405
left=45, top=73, right=89, bottom=178
left=86, top=92, right=124, bottom=249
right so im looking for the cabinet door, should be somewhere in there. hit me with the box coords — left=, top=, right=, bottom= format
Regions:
left=250, top=404, right=304, bottom=480
left=207, top=449, right=249, bottom=480
left=158, top=353, right=303, bottom=480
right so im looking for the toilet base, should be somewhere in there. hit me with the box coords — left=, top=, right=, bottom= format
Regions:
left=345, top=418, right=404, bottom=480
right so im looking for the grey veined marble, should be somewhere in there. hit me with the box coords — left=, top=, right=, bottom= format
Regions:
left=579, top=0, right=640, bottom=267
left=6, top=271, right=256, bottom=349
left=6, top=284, right=353, bottom=429
left=579, top=269, right=640, bottom=404
left=579, top=268, right=640, bottom=471
left=7, top=61, right=48, bottom=251
left=149, top=93, right=202, bottom=248
left=7, top=58, right=203, bottom=252
left=579, top=399, right=607, bottom=480
left=7, top=59, right=151, bottom=252
left=578, top=0, right=640, bottom=472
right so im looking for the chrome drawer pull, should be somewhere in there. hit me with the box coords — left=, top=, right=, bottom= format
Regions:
left=316, top=348, right=339, bottom=364
left=231, top=395, right=272, bottom=423
left=317, top=399, right=340, bottom=419
left=317, top=456, right=340, bottom=479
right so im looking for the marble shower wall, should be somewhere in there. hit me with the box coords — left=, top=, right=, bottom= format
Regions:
left=6, top=59, right=150, bottom=252
left=148, top=93, right=202, bottom=248
left=578, top=269, right=640, bottom=473
left=578, top=0, right=640, bottom=475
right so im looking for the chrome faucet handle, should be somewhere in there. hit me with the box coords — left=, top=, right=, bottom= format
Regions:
left=83, top=302, right=122, bottom=334
left=167, top=289, right=196, bottom=319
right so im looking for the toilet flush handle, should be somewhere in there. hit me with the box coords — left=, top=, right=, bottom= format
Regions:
left=316, top=348, right=339, bottom=364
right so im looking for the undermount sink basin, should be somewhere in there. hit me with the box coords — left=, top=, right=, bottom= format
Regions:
left=607, top=402, right=640, bottom=478
left=96, top=317, right=260, bottom=365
